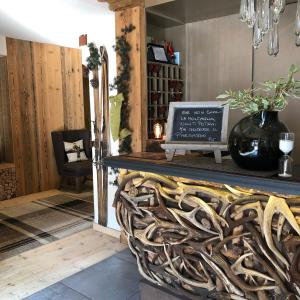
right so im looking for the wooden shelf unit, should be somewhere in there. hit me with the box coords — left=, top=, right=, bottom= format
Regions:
left=147, top=61, right=184, bottom=139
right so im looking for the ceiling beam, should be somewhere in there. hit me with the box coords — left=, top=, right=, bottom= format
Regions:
left=97, top=0, right=144, bottom=11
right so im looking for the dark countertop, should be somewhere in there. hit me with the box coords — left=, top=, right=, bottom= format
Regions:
left=103, top=152, right=300, bottom=195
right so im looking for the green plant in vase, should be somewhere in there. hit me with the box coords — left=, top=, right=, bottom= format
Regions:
left=218, top=64, right=300, bottom=113
left=217, top=65, right=300, bottom=171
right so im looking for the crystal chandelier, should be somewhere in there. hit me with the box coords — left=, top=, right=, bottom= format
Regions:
left=240, top=0, right=300, bottom=56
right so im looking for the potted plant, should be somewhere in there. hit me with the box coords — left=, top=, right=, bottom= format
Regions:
left=218, top=65, right=300, bottom=171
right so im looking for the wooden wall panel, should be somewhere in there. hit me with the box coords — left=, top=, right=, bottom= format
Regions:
left=6, top=37, right=84, bottom=196
left=115, top=6, right=147, bottom=152
left=6, top=38, right=40, bottom=195
left=32, top=43, right=65, bottom=191
left=61, top=47, right=85, bottom=130
left=0, top=57, right=13, bottom=163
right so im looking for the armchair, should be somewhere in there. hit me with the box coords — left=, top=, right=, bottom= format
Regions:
left=51, top=129, right=92, bottom=193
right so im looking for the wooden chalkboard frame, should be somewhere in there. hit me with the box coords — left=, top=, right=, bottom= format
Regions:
left=165, top=101, right=229, bottom=144
left=162, top=101, right=229, bottom=163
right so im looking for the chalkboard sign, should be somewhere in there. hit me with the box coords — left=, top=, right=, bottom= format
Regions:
left=162, top=102, right=229, bottom=163
left=166, top=102, right=229, bottom=144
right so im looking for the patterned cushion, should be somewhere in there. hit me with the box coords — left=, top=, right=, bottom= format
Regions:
left=64, top=140, right=88, bottom=163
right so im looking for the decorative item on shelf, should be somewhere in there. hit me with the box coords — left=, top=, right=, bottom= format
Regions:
left=147, top=61, right=184, bottom=139
left=148, top=63, right=161, bottom=76
left=168, top=80, right=175, bottom=92
left=279, top=132, right=295, bottom=177
left=175, top=93, right=183, bottom=102
left=169, top=93, right=175, bottom=102
left=240, top=0, right=300, bottom=56
left=147, top=44, right=169, bottom=63
left=148, top=107, right=154, bottom=118
left=111, top=24, right=135, bottom=154
left=151, top=92, right=160, bottom=105
left=161, top=102, right=229, bottom=163
left=175, top=81, right=183, bottom=92
left=164, top=41, right=175, bottom=64
left=218, top=64, right=300, bottom=171
left=158, top=105, right=166, bottom=116
left=174, top=51, right=181, bottom=65
left=153, top=122, right=163, bottom=139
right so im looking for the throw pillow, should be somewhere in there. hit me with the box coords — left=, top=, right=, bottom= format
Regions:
left=64, top=140, right=88, bottom=163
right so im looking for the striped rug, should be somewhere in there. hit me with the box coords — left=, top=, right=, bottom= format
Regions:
left=0, top=193, right=94, bottom=260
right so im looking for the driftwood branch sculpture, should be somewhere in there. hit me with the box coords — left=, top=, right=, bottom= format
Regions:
left=114, top=170, right=300, bottom=300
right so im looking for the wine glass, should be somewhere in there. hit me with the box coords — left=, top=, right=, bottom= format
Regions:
left=279, top=132, right=295, bottom=177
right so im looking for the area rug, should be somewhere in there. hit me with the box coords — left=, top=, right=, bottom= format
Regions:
left=0, top=193, right=94, bottom=260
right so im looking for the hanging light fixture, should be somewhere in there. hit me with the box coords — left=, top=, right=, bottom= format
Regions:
left=240, top=0, right=300, bottom=56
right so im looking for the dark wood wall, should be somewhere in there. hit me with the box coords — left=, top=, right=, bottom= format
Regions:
left=0, top=57, right=13, bottom=163
left=6, top=37, right=85, bottom=196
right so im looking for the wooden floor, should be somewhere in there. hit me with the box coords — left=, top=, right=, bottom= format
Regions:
left=0, top=228, right=126, bottom=300
left=0, top=190, right=126, bottom=300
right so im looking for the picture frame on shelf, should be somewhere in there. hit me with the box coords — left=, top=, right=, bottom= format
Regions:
left=147, top=43, right=169, bottom=63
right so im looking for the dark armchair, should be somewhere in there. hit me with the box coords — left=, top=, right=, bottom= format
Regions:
left=51, top=129, right=93, bottom=193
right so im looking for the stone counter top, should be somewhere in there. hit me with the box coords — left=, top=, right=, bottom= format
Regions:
left=104, top=152, right=300, bottom=196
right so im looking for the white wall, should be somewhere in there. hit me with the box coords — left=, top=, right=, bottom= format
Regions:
left=0, top=0, right=116, bottom=84
left=0, top=0, right=119, bottom=229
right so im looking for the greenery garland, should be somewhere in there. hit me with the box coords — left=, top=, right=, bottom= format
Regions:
left=86, top=43, right=102, bottom=88
left=111, top=24, right=136, bottom=154
left=87, top=42, right=101, bottom=71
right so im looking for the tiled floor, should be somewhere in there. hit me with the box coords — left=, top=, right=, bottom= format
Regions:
left=24, top=249, right=142, bottom=300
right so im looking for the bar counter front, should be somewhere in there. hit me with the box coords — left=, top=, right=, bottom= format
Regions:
left=104, top=153, right=300, bottom=300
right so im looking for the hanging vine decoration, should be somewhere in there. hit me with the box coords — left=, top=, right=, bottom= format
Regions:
left=87, top=42, right=102, bottom=88
left=111, top=24, right=136, bottom=154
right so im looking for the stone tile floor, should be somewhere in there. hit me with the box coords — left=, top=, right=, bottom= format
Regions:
left=24, top=249, right=142, bottom=300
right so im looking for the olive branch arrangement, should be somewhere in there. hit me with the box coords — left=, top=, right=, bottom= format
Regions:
left=217, top=65, right=300, bottom=114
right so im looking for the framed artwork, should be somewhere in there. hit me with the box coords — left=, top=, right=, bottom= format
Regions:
left=147, top=43, right=169, bottom=63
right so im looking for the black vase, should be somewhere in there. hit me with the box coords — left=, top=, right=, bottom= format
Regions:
left=229, top=111, right=288, bottom=171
